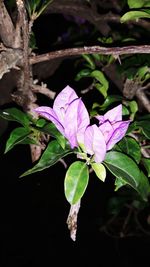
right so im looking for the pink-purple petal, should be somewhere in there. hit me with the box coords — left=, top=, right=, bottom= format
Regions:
left=95, top=115, right=105, bottom=124
left=91, top=125, right=107, bottom=163
left=107, top=120, right=130, bottom=150
left=64, top=98, right=79, bottom=148
left=34, top=106, right=64, bottom=135
left=96, top=105, right=122, bottom=125
left=99, top=121, right=114, bottom=144
left=84, top=125, right=106, bottom=163
left=104, top=104, right=122, bottom=123
left=84, top=125, right=94, bottom=155
left=53, top=85, right=78, bottom=124
left=77, top=99, right=90, bottom=145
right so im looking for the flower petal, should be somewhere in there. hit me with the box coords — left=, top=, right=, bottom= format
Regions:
left=104, top=104, right=122, bottom=123
left=53, top=85, right=78, bottom=125
left=64, top=98, right=79, bottom=148
left=99, top=121, right=113, bottom=144
left=107, top=120, right=130, bottom=150
left=84, top=125, right=94, bottom=155
left=96, top=104, right=122, bottom=124
left=34, top=106, right=64, bottom=135
left=77, top=99, right=90, bottom=145
left=84, top=125, right=106, bottom=163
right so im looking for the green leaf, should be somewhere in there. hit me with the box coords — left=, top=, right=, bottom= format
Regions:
left=90, top=70, right=109, bottom=96
left=75, top=69, right=92, bottom=81
left=26, top=0, right=53, bottom=18
left=0, top=108, right=30, bottom=127
left=121, top=10, right=150, bottom=23
left=128, top=0, right=150, bottom=8
left=126, top=121, right=137, bottom=134
left=40, top=122, right=66, bottom=149
left=20, top=140, right=72, bottom=177
left=98, top=95, right=122, bottom=111
left=137, top=66, right=150, bottom=81
left=36, top=118, right=47, bottom=127
left=114, top=177, right=127, bottom=191
left=122, top=105, right=130, bottom=116
left=82, top=54, right=95, bottom=70
left=137, top=121, right=150, bottom=139
left=98, top=36, right=113, bottom=44
left=64, top=161, right=89, bottom=204
left=104, top=151, right=150, bottom=201
left=5, top=127, right=31, bottom=153
left=19, top=136, right=38, bottom=145
left=128, top=100, right=138, bottom=119
left=117, top=137, right=141, bottom=164
left=142, top=158, right=150, bottom=177
left=94, top=83, right=107, bottom=99
left=91, top=163, right=106, bottom=182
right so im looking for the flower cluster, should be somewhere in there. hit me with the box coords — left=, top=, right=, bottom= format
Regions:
left=35, top=85, right=130, bottom=163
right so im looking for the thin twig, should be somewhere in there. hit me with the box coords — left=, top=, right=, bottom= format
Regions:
left=32, top=84, right=56, bottom=99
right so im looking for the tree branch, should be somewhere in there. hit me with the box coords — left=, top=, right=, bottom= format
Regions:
left=0, top=46, right=22, bottom=79
left=30, top=45, right=150, bottom=65
left=31, top=83, right=56, bottom=99
left=0, top=1, right=16, bottom=47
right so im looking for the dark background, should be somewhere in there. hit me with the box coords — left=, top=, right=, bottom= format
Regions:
left=0, top=8, right=150, bottom=267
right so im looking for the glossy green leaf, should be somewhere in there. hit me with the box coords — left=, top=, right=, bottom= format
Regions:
left=40, top=122, right=66, bottom=149
left=104, top=151, right=150, bottom=201
left=20, top=140, right=72, bottom=177
left=82, top=54, right=95, bottom=69
left=128, top=0, right=150, bottom=8
left=75, top=69, right=92, bottom=81
left=36, top=118, right=47, bottom=127
left=98, top=95, right=122, bottom=110
left=137, top=66, right=150, bottom=81
left=114, top=177, right=127, bottom=191
left=117, top=137, right=141, bottom=164
left=121, top=10, right=150, bottom=23
left=91, top=163, right=106, bottom=182
left=19, top=136, right=38, bottom=145
left=91, top=70, right=109, bottom=94
left=64, top=161, right=89, bottom=204
left=0, top=108, right=30, bottom=127
left=92, top=53, right=102, bottom=61
left=128, top=100, right=138, bottom=119
left=142, top=158, right=150, bottom=177
left=122, top=105, right=130, bottom=116
left=5, top=127, right=31, bottom=153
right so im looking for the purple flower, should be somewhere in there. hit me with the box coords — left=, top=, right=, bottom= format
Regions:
left=35, top=85, right=107, bottom=163
left=96, top=104, right=130, bottom=150
left=35, top=85, right=90, bottom=149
